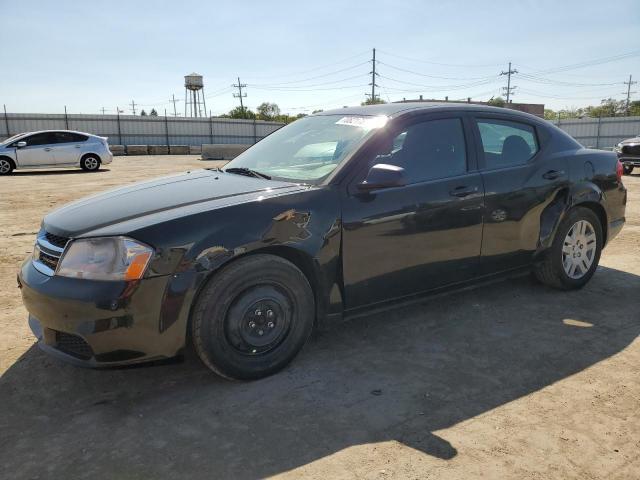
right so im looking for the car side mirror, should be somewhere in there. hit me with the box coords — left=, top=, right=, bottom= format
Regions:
left=16, top=141, right=27, bottom=148
left=357, top=163, right=407, bottom=191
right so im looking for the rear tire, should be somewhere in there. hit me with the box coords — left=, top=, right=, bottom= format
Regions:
left=533, top=207, right=603, bottom=290
left=623, top=165, right=634, bottom=175
left=191, top=254, right=314, bottom=380
left=80, top=155, right=101, bottom=171
left=0, top=157, right=14, bottom=175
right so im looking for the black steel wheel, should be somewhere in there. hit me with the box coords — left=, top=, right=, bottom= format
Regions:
left=623, top=165, right=634, bottom=175
left=191, top=254, right=314, bottom=380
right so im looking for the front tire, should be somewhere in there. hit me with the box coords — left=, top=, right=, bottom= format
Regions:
left=534, top=207, right=603, bottom=290
left=0, top=157, right=14, bottom=175
left=623, top=165, right=634, bottom=175
left=80, top=155, right=101, bottom=171
left=191, top=254, right=315, bottom=380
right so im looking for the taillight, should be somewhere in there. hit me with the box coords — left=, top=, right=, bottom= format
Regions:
left=616, top=159, right=623, bottom=182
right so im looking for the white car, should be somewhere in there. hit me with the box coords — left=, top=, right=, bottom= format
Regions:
left=0, top=130, right=113, bottom=175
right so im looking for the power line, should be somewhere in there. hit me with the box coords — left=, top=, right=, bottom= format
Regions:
left=377, top=60, right=498, bottom=81
left=249, top=61, right=369, bottom=87
left=500, top=62, right=518, bottom=103
left=376, top=49, right=503, bottom=68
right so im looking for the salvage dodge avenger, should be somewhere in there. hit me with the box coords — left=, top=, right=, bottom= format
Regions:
left=18, top=103, right=627, bottom=380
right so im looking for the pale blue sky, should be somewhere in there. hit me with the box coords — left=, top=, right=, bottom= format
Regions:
left=1, top=0, right=638, bottom=115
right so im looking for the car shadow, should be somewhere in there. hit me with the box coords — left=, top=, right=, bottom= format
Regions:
left=0, top=266, right=638, bottom=479
left=7, top=169, right=110, bottom=176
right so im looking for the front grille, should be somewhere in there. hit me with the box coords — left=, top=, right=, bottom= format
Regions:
left=55, top=331, right=93, bottom=360
left=622, top=144, right=640, bottom=155
left=38, top=251, right=60, bottom=271
left=44, top=232, right=69, bottom=249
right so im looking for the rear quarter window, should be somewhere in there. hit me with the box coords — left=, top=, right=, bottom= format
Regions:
left=477, top=119, right=538, bottom=169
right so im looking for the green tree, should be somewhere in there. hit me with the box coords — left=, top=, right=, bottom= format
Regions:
left=223, top=106, right=256, bottom=119
left=140, top=109, right=147, bottom=116
left=487, top=96, right=506, bottom=108
left=361, top=97, right=386, bottom=106
left=311, top=109, right=324, bottom=114
left=150, top=108, right=158, bottom=116
left=257, top=102, right=281, bottom=121
left=585, top=98, right=625, bottom=118
left=629, top=100, right=640, bottom=116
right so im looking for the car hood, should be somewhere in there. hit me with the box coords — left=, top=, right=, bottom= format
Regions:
left=620, top=137, right=640, bottom=145
left=43, top=169, right=306, bottom=237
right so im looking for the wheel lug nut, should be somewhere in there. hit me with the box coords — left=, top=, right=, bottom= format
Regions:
left=267, top=310, right=274, bottom=318
left=268, top=321, right=274, bottom=328
left=255, top=310, right=262, bottom=316
left=249, top=321, right=256, bottom=328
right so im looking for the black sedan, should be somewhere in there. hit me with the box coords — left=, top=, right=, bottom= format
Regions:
left=18, top=103, right=627, bottom=379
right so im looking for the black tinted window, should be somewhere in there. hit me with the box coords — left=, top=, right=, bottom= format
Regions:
left=54, top=132, right=87, bottom=143
left=379, top=118, right=467, bottom=183
left=23, top=132, right=55, bottom=146
left=477, top=119, right=538, bottom=168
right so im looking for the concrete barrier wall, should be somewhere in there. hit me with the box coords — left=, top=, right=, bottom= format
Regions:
left=126, top=145, right=149, bottom=155
left=202, top=144, right=250, bottom=160
left=169, top=145, right=190, bottom=155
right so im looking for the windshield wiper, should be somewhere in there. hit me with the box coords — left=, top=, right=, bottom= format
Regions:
left=224, top=167, right=271, bottom=180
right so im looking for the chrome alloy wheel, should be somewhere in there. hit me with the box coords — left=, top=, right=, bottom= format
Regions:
left=562, top=219, right=597, bottom=279
left=84, top=157, right=99, bottom=170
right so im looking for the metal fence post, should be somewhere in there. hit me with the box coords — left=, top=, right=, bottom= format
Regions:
left=164, top=110, right=170, bottom=148
left=116, top=109, right=122, bottom=145
left=209, top=116, right=214, bottom=144
left=3, top=104, right=10, bottom=137
left=595, top=116, right=602, bottom=149
left=253, top=118, right=258, bottom=144
left=64, top=105, right=69, bottom=129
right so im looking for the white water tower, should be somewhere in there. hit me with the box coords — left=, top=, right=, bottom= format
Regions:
left=184, top=73, right=207, bottom=117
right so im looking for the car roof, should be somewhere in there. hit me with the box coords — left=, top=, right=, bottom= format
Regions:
left=20, top=129, right=97, bottom=137
left=317, top=102, right=545, bottom=123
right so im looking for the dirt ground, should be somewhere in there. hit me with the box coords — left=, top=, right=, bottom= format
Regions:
left=0, top=156, right=638, bottom=480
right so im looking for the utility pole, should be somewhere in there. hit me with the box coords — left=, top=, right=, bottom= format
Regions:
left=129, top=100, right=137, bottom=116
left=366, top=48, right=379, bottom=104
left=170, top=94, right=179, bottom=117
left=623, top=74, right=637, bottom=116
left=500, top=62, right=518, bottom=103
left=100, top=107, right=107, bottom=115
left=232, top=77, right=247, bottom=117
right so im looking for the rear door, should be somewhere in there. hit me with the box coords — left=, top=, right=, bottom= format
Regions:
left=14, top=132, right=56, bottom=166
left=471, top=115, right=569, bottom=273
left=341, top=113, right=485, bottom=308
left=50, top=132, right=87, bottom=165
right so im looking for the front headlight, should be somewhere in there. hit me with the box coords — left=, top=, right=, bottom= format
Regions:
left=57, top=236, right=153, bottom=281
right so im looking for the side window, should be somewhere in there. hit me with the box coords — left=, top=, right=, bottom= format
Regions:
left=477, top=119, right=538, bottom=169
left=70, top=133, right=88, bottom=142
left=53, top=132, right=82, bottom=143
left=375, top=118, right=467, bottom=183
left=23, top=132, right=55, bottom=146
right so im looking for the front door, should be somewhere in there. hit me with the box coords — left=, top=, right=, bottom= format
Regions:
left=15, top=132, right=56, bottom=166
left=341, top=115, right=484, bottom=309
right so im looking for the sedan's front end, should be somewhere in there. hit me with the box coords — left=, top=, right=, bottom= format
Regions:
left=18, top=229, right=183, bottom=366
left=615, top=138, right=640, bottom=170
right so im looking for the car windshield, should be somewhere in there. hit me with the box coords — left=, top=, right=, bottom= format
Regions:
left=223, top=114, right=387, bottom=183
left=0, top=133, right=28, bottom=145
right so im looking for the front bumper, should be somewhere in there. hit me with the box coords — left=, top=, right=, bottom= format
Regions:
left=18, top=258, right=189, bottom=367
left=616, top=154, right=640, bottom=167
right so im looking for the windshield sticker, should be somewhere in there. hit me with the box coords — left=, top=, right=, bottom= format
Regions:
left=335, top=115, right=388, bottom=129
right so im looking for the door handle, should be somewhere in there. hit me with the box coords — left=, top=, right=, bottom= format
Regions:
left=449, top=185, right=479, bottom=198
left=44, top=147, right=52, bottom=151
left=542, top=169, right=565, bottom=180
left=75, top=145, right=81, bottom=148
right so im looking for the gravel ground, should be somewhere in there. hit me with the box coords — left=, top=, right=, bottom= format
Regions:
left=0, top=156, right=638, bottom=479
